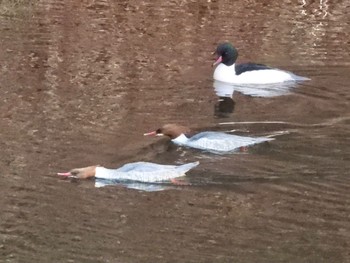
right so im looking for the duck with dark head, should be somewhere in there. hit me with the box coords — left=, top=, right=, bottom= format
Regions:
left=213, top=42, right=310, bottom=84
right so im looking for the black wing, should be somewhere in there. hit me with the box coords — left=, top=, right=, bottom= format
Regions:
left=235, top=63, right=272, bottom=75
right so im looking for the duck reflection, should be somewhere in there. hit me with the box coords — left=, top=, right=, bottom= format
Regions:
left=214, top=79, right=297, bottom=100
left=213, top=80, right=236, bottom=118
left=213, top=79, right=300, bottom=117
left=95, top=179, right=177, bottom=192
left=215, top=97, right=235, bottom=118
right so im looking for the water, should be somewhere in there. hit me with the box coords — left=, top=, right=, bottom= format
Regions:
left=1, top=0, right=350, bottom=262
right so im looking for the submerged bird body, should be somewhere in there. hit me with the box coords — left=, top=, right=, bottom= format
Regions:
left=213, top=43, right=309, bottom=84
left=58, top=161, right=199, bottom=183
left=144, top=124, right=273, bottom=154
left=94, top=161, right=199, bottom=182
left=172, top=131, right=273, bottom=153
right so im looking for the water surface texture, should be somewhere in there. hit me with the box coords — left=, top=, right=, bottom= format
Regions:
left=1, top=0, right=350, bottom=262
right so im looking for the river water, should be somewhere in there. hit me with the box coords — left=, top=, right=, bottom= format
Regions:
left=1, top=0, right=349, bottom=262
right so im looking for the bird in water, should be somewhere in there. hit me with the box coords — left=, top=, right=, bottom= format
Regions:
left=57, top=161, right=199, bottom=183
left=213, top=42, right=309, bottom=84
left=144, top=124, right=273, bottom=154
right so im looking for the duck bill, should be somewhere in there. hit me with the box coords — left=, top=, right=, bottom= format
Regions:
left=143, top=131, right=157, bottom=136
left=144, top=131, right=164, bottom=137
left=57, top=172, right=72, bottom=177
left=212, top=56, right=222, bottom=67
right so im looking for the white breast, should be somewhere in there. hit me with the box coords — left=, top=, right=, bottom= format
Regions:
left=214, top=64, right=308, bottom=84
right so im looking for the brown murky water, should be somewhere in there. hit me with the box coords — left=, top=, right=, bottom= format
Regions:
left=1, top=0, right=350, bottom=262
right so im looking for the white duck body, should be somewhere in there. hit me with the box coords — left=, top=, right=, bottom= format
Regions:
left=214, top=63, right=309, bottom=84
left=172, top=132, right=273, bottom=153
left=94, top=161, right=199, bottom=183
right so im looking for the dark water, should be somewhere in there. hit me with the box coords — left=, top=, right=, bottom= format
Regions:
left=1, top=0, right=350, bottom=262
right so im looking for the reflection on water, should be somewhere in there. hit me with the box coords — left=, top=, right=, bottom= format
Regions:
left=213, top=80, right=236, bottom=118
left=95, top=179, right=176, bottom=192
left=213, top=79, right=299, bottom=98
left=1, top=0, right=350, bottom=262
left=214, top=97, right=235, bottom=118
left=213, top=79, right=305, bottom=118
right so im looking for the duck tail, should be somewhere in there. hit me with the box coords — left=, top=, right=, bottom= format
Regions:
left=176, top=161, right=200, bottom=174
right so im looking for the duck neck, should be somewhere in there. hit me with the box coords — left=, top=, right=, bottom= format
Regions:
left=218, top=62, right=236, bottom=71
left=223, top=58, right=235, bottom=66
left=171, top=133, right=189, bottom=144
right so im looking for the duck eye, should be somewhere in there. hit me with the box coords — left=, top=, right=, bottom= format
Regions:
left=70, top=170, right=79, bottom=176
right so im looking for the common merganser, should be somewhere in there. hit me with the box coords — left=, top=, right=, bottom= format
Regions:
left=144, top=124, right=273, bottom=154
left=213, top=43, right=309, bottom=84
left=57, top=161, right=199, bottom=183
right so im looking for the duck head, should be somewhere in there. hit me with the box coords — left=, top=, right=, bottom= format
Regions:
left=57, top=165, right=97, bottom=179
left=144, top=124, right=191, bottom=140
left=213, top=42, right=238, bottom=67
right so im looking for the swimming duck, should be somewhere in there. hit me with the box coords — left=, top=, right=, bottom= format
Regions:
left=144, top=124, right=273, bottom=154
left=213, top=43, right=309, bottom=84
left=57, top=161, right=199, bottom=183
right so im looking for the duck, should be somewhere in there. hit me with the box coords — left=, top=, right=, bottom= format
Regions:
left=144, top=124, right=273, bottom=154
left=57, top=161, right=199, bottom=183
left=213, top=42, right=309, bottom=84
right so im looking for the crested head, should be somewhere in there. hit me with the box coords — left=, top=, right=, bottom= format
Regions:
left=214, top=42, right=238, bottom=66
left=69, top=166, right=97, bottom=179
left=156, top=124, right=191, bottom=139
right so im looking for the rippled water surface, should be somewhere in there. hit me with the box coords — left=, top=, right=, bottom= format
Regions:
left=1, top=0, right=350, bottom=262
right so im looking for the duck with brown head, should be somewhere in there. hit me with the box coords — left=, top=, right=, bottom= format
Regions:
left=58, top=161, right=199, bottom=184
left=144, top=124, right=191, bottom=139
left=144, top=124, right=274, bottom=154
